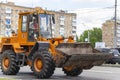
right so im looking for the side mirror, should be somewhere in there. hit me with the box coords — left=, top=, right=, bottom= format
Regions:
left=52, top=15, right=55, bottom=24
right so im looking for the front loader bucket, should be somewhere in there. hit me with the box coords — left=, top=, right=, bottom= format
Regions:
left=56, top=43, right=93, bottom=55
left=55, top=43, right=112, bottom=69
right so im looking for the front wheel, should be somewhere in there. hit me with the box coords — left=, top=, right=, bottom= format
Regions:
left=32, top=51, right=55, bottom=79
left=62, top=67, right=83, bottom=76
left=0, top=50, right=20, bottom=75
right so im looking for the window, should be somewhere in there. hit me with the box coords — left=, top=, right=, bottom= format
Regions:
left=15, top=15, right=19, bottom=18
left=72, top=16, right=76, bottom=20
left=0, top=7, right=4, bottom=10
left=6, top=25, right=11, bottom=28
left=5, top=25, right=11, bottom=37
left=59, top=27, right=64, bottom=36
left=6, top=13, right=11, bottom=17
left=72, top=21, right=76, bottom=26
left=6, top=7, right=11, bottom=11
left=6, top=7, right=12, bottom=13
left=5, top=19, right=11, bottom=25
left=22, top=15, right=27, bottom=32
left=60, top=20, right=64, bottom=25
left=60, top=15, right=64, bottom=18
left=60, top=25, right=64, bottom=27
left=72, top=31, right=76, bottom=33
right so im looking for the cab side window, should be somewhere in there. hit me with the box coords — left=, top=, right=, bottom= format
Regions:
left=22, top=15, right=27, bottom=32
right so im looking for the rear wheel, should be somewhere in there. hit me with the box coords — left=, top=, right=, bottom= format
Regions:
left=32, top=51, right=55, bottom=79
left=62, top=68, right=83, bottom=76
left=0, top=50, right=20, bottom=75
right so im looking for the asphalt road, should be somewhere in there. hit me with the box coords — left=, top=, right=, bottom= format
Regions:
left=0, top=65, right=120, bottom=80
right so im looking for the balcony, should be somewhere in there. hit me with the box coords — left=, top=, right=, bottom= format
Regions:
left=72, top=18, right=76, bottom=22
left=59, top=27, right=64, bottom=35
left=72, top=31, right=76, bottom=36
left=72, top=22, right=76, bottom=26
left=72, top=33, right=76, bottom=36
left=117, top=26, right=120, bottom=29
left=117, top=34, right=120, bottom=38
left=117, top=39, right=120, bottom=42
left=60, top=17, right=65, bottom=21
left=60, top=27, right=64, bottom=30
left=60, top=21, right=64, bottom=25
left=60, top=15, right=65, bottom=20
left=6, top=16, right=11, bottom=19
left=60, top=32, right=64, bottom=36
left=52, top=26, right=54, bottom=30
left=72, top=28, right=76, bottom=32
left=117, top=30, right=120, bottom=33
left=6, top=10, right=11, bottom=13
left=117, top=42, right=120, bottom=46
left=52, top=31, right=55, bottom=35
left=72, top=26, right=76, bottom=31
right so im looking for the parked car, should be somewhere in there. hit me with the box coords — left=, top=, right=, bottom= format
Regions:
left=95, top=48, right=110, bottom=53
left=106, top=48, right=120, bottom=64
left=95, top=48, right=120, bottom=64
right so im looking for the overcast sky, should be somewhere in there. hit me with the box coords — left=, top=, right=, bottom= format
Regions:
left=1, top=0, right=120, bottom=36
left=2, top=0, right=119, bottom=10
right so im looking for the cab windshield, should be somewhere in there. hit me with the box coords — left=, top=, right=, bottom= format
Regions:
left=28, top=14, right=54, bottom=41
left=39, top=14, right=53, bottom=38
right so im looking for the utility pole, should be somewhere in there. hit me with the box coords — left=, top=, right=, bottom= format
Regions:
left=114, top=0, right=117, bottom=48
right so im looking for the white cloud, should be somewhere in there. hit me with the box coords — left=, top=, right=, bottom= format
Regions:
left=70, top=7, right=119, bottom=36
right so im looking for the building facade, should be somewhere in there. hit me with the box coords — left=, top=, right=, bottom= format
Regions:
left=0, top=2, right=32, bottom=36
left=0, top=2, right=76, bottom=38
left=51, top=11, right=76, bottom=38
left=102, top=20, right=120, bottom=48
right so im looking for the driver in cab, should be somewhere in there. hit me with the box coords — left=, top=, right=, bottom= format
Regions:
left=29, top=17, right=39, bottom=40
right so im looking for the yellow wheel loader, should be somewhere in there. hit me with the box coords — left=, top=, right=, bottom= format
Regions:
left=0, top=7, right=112, bottom=79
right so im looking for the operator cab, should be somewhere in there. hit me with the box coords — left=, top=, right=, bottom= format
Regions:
left=28, top=13, right=55, bottom=41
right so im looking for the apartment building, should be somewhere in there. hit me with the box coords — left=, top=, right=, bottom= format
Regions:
left=0, top=2, right=32, bottom=36
left=51, top=10, right=76, bottom=38
left=102, top=19, right=120, bottom=48
left=0, top=2, right=76, bottom=38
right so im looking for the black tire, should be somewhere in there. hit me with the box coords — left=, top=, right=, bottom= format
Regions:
left=63, top=68, right=83, bottom=76
left=32, top=51, right=55, bottom=79
left=0, top=50, right=20, bottom=75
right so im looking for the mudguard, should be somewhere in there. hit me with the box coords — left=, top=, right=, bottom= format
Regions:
left=28, top=41, right=50, bottom=60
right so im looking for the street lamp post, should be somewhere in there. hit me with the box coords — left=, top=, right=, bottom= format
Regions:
left=114, top=0, right=117, bottom=48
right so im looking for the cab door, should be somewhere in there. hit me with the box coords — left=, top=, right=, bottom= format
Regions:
left=18, top=15, right=28, bottom=43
